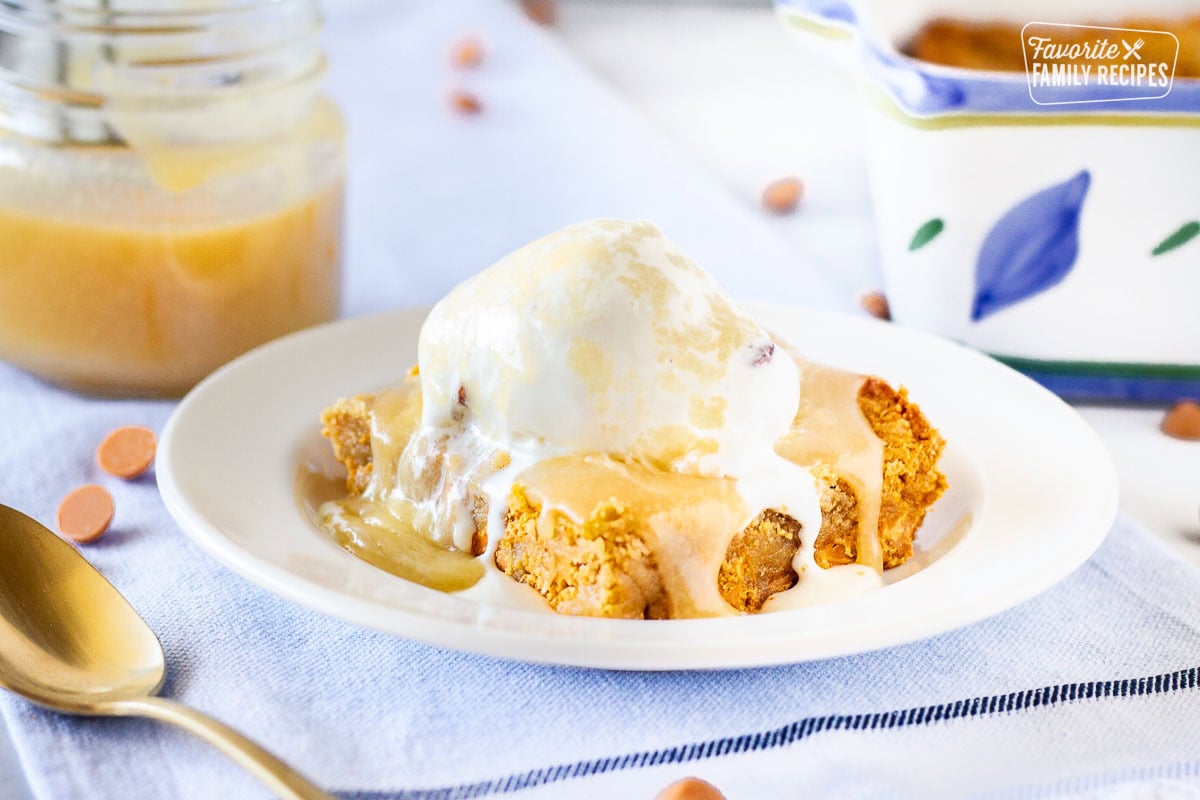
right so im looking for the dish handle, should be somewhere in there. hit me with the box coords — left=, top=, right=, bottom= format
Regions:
left=774, top=0, right=861, bottom=43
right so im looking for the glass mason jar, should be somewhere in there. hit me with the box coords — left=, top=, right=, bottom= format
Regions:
left=0, top=0, right=344, bottom=397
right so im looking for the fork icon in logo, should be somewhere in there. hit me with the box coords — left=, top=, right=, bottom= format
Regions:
left=1122, top=38, right=1146, bottom=60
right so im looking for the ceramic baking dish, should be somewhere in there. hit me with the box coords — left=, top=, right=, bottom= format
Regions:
left=777, top=0, right=1200, bottom=401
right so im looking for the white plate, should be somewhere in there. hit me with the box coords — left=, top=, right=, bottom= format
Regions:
left=158, top=305, right=1118, bottom=670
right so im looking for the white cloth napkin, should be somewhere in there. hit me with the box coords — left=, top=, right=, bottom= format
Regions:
left=2, top=2, right=1200, bottom=798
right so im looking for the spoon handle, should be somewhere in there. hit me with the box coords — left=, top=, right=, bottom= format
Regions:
left=108, top=697, right=334, bottom=800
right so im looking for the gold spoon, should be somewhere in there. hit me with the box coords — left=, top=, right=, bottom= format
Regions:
left=0, top=503, right=333, bottom=800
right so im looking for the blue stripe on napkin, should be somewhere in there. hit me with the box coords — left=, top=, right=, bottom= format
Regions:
left=341, top=666, right=1200, bottom=799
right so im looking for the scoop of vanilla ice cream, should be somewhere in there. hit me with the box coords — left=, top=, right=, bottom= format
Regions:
left=417, top=219, right=800, bottom=477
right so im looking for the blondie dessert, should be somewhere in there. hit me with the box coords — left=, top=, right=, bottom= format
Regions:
left=905, top=16, right=1200, bottom=78
left=319, top=219, right=946, bottom=619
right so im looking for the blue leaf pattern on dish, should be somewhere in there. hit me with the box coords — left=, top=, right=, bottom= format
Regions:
left=972, top=170, right=1090, bottom=322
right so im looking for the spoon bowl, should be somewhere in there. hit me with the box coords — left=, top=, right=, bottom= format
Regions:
left=0, top=504, right=163, bottom=710
left=0, top=503, right=331, bottom=799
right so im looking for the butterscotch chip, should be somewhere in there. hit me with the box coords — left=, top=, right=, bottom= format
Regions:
left=96, top=425, right=157, bottom=479
left=449, top=89, right=482, bottom=115
left=860, top=290, right=891, bottom=321
left=57, top=484, right=115, bottom=544
left=450, top=36, right=485, bottom=68
left=656, top=777, right=726, bottom=800
left=1162, top=400, right=1200, bottom=440
left=520, top=0, right=557, bottom=26
left=761, top=176, right=804, bottom=214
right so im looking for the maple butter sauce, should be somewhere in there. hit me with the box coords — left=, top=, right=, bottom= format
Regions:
left=776, top=359, right=885, bottom=572
left=308, top=353, right=894, bottom=612
left=0, top=2, right=345, bottom=398
left=515, top=456, right=750, bottom=618
left=314, top=376, right=485, bottom=593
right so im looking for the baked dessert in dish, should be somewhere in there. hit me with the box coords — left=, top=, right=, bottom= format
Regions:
left=905, top=16, right=1200, bottom=78
left=318, top=219, right=946, bottom=619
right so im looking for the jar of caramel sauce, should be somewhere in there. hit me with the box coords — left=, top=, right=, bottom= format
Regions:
left=0, top=1, right=344, bottom=397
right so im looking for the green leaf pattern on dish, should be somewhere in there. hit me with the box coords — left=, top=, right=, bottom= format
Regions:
left=908, top=218, right=944, bottom=251
left=1151, top=221, right=1200, bottom=256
